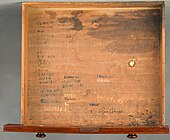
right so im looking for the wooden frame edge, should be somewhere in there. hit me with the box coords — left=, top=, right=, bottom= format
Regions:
left=21, top=1, right=164, bottom=8
left=160, top=1, right=165, bottom=126
left=21, top=3, right=28, bottom=125
left=3, top=124, right=170, bottom=134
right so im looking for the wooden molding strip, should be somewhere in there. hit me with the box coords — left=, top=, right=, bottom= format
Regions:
left=22, top=1, right=164, bottom=8
left=3, top=124, right=170, bottom=134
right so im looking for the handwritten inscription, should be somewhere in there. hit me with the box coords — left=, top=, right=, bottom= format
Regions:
left=40, top=99, right=59, bottom=103
left=62, top=75, right=82, bottom=88
left=99, top=107, right=123, bottom=114
left=96, top=74, right=113, bottom=83
left=44, top=106, right=63, bottom=112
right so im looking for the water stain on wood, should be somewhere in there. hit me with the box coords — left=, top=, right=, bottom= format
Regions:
left=71, top=10, right=83, bottom=17
left=58, top=10, right=83, bottom=31
left=89, top=103, right=99, bottom=106
left=45, top=11, right=57, bottom=19
left=87, top=10, right=160, bottom=54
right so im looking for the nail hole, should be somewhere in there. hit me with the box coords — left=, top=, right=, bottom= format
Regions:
left=91, top=22, right=99, bottom=29
left=128, top=60, right=136, bottom=67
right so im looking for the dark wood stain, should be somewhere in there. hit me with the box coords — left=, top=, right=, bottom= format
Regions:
left=45, top=11, right=57, bottom=19
left=58, top=10, right=83, bottom=31
left=71, top=10, right=83, bottom=17
left=87, top=10, right=161, bottom=54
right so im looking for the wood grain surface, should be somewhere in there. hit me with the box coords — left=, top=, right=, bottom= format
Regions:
left=21, top=2, right=165, bottom=128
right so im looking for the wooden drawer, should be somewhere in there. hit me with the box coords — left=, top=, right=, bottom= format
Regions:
left=21, top=2, right=165, bottom=128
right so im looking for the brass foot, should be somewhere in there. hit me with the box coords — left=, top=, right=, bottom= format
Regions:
left=127, top=134, right=138, bottom=139
left=36, top=132, right=46, bottom=138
